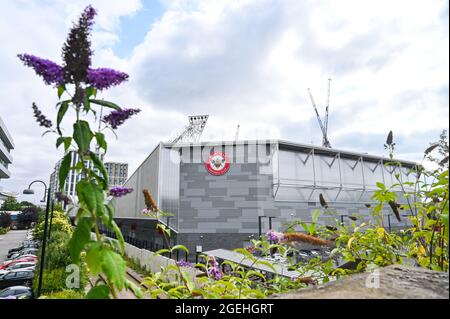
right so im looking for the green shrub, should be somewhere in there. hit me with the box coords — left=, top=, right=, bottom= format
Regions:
left=33, top=230, right=88, bottom=296
left=34, top=268, right=68, bottom=294
left=46, top=231, right=73, bottom=270
left=33, top=213, right=73, bottom=240
left=0, top=227, right=9, bottom=235
left=40, top=289, right=85, bottom=299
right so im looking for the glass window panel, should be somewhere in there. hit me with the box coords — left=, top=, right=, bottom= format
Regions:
left=363, top=161, right=385, bottom=189
left=340, top=158, right=364, bottom=188
left=315, top=154, right=340, bottom=186
left=278, top=150, right=314, bottom=184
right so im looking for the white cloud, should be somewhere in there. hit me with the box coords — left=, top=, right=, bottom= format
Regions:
left=0, top=0, right=448, bottom=204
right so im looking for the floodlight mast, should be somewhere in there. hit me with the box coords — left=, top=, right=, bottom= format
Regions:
left=324, top=78, right=331, bottom=139
left=235, top=124, right=240, bottom=141
left=307, top=80, right=332, bottom=148
left=170, top=115, right=209, bottom=144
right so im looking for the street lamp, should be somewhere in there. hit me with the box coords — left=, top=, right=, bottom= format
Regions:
left=258, top=216, right=276, bottom=238
left=23, top=179, right=51, bottom=298
left=339, top=214, right=358, bottom=225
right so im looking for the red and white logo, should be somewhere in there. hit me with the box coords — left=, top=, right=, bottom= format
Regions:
left=205, top=152, right=230, bottom=176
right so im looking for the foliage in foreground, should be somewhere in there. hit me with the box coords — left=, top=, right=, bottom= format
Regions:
left=18, top=5, right=141, bottom=298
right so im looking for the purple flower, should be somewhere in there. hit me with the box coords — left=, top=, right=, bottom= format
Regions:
left=87, top=68, right=129, bottom=90
left=32, top=102, right=52, bottom=128
left=62, top=5, right=96, bottom=84
left=208, top=266, right=223, bottom=280
left=109, top=187, right=133, bottom=198
left=17, top=54, right=64, bottom=85
left=266, top=230, right=285, bottom=243
left=103, top=108, right=141, bottom=129
left=206, top=256, right=222, bottom=279
left=176, top=260, right=194, bottom=268
left=207, top=255, right=219, bottom=268
left=83, top=5, right=97, bottom=20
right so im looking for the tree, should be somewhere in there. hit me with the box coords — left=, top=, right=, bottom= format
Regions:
left=0, top=212, right=11, bottom=228
left=17, top=206, right=40, bottom=229
left=20, top=201, right=36, bottom=208
left=0, top=198, right=22, bottom=211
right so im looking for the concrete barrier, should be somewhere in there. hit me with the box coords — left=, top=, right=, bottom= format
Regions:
left=91, top=233, right=201, bottom=284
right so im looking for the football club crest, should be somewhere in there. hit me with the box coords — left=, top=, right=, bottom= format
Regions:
left=205, top=152, right=230, bottom=176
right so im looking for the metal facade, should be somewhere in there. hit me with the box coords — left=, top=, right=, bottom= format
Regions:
left=110, top=140, right=418, bottom=252
left=112, top=145, right=160, bottom=218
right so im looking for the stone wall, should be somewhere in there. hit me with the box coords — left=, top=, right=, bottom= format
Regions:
left=272, top=265, right=449, bottom=299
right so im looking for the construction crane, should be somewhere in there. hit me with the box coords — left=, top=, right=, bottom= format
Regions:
left=307, top=79, right=332, bottom=148
left=170, top=115, right=209, bottom=144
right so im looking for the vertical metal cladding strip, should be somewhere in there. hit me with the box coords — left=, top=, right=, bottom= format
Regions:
left=157, top=142, right=162, bottom=210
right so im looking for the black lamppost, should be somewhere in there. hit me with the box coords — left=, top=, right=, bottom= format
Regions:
left=339, top=214, right=358, bottom=226
left=258, top=216, right=276, bottom=238
left=23, top=180, right=50, bottom=298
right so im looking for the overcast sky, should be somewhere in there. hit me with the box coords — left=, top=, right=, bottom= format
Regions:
left=0, top=0, right=448, bottom=204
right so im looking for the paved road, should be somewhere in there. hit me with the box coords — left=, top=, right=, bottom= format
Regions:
left=0, top=230, right=28, bottom=262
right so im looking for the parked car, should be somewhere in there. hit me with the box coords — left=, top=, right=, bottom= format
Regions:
left=12, top=254, right=37, bottom=260
left=0, top=262, right=36, bottom=274
left=0, top=286, right=32, bottom=299
left=0, top=270, right=35, bottom=289
left=7, top=248, right=39, bottom=259
left=8, top=248, right=38, bottom=260
left=0, top=257, right=37, bottom=270
left=7, top=244, right=38, bottom=256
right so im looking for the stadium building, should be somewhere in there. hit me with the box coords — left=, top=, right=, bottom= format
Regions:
left=109, top=139, right=418, bottom=256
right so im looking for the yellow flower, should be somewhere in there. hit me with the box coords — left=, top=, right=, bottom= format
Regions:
left=376, top=227, right=385, bottom=238
left=419, top=245, right=426, bottom=255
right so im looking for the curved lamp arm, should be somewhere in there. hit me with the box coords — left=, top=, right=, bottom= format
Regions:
left=24, top=180, right=48, bottom=203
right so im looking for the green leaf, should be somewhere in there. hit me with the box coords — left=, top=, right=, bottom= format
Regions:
left=58, top=152, right=72, bottom=191
left=69, top=217, right=93, bottom=263
left=90, top=99, right=122, bottom=111
left=83, top=94, right=91, bottom=113
left=85, top=86, right=97, bottom=99
left=125, top=279, right=143, bottom=298
left=73, top=120, right=94, bottom=152
left=171, top=244, right=190, bottom=254
left=233, top=248, right=255, bottom=260
left=76, top=181, right=97, bottom=213
left=57, top=100, right=70, bottom=135
left=86, top=285, right=110, bottom=299
left=111, top=220, right=125, bottom=254
left=246, top=270, right=266, bottom=281
left=95, top=132, right=107, bottom=152
left=57, top=84, right=65, bottom=99
left=312, top=209, right=321, bottom=223
left=376, top=182, right=386, bottom=190
left=103, top=203, right=114, bottom=226
left=56, top=137, right=72, bottom=151
left=254, top=260, right=276, bottom=273
left=180, top=270, right=194, bottom=292
left=441, top=212, right=448, bottom=231
left=63, top=137, right=72, bottom=151
left=90, top=151, right=109, bottom=190
left=86, top=242, right=103, bottom=275
left=56, top=137, right=64, bottom=148
left=155, top=249, right=170, bottom=255
left=100, top=248, right=127, bottom=291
